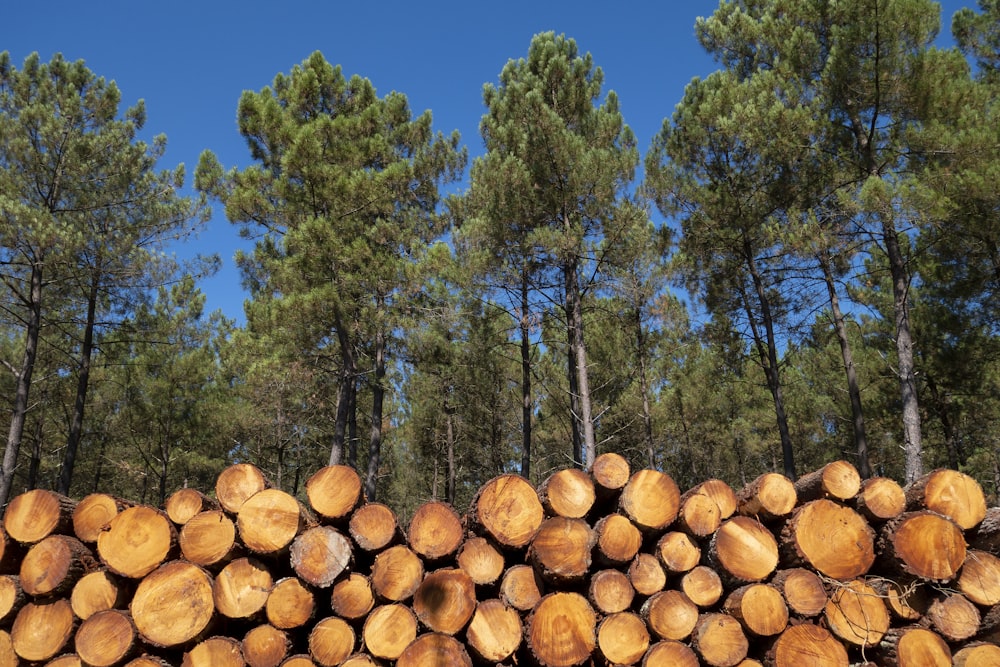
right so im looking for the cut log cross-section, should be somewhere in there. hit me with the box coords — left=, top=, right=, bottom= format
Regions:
left=97, top=505, right=176, bottom=579
left=588, top=568, right=634, bottom=614
left=641, top=589, right=698, bottom=641
left=691, top=612, right=749, bottom=667
left=289, top=526, right=352, bottom=588
left=456, top=536, right=504, bottom=586
left=538, top=468, right=596, bottom=519
left=466, top=598, right=522, bottom=663
left=362, top=604, right=417, bottom=660
left=10, top=598, right=75, bottom=662
left=710, top=516, right=779, bottom=585
left=526, top=592, right=596, bottom=667
left=823, top=579, right=890, bottom=647
left=237, top=489, right=311, bottom=556
left=793, top=460, right=861, bottom=503
left=164, top=488, right=218, bottom=526
left=737, top=473, right=796, bottom=522
left=619, top=469, right=680, bottom=533
left=4, top=489, right=76, bottom=545
left=880, top=511, right=967, bottom=582
left=855, top=476, right=907, bottom=523
left=596, top=611, right=649, bottom=666
left=906, top=468, right=987, bottom=530
left=20, top=534, right=98, bottom=597
left=412, top=568, right=477, bottom=635
left=179, top=510, right=238, bottom=568
left=329, top=573, right=374, bottom=621
left=242, top=624, right=290, bottom=667
left=131, top=560, right=215, bottom=649
left=781, top=499, right=875, bottom=580
left=308, top=616, right=355, bottom=667
left=767, top=623, right=848, bottom=667
left=75, top=609, right=137, bottom=667
left=723, top=583, right=789, bottom=637
left=306, top=465, right=363, bottom=523
left=213, top=557, right=273, bottom=620
left=407, top=500, right=464, bottom=562
left=470, top=474, right=544, bottom=549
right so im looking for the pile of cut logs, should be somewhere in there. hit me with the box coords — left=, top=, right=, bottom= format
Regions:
left=0, top=455, right=997, bottom=667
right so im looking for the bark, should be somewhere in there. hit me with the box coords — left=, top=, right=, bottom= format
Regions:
left=364, top=324, right=386, bottom=501
left=0, top=259, right=44, bottom=509
left=818, top=250, right=872, bottom=477
left=520, top=271, right=532, bottom=479
left=59, top=269, right=100, bottom=496
left=741, top=239, right=796, bottom=480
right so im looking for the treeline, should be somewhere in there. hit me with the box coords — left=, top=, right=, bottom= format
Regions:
left=1, top=0, right=998, bottom=519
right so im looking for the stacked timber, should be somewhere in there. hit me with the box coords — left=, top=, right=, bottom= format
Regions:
left=0, top=458, right=997, bottom=667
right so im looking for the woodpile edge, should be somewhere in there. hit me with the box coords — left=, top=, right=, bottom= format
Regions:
left=0, top=456, right=998, bottom=666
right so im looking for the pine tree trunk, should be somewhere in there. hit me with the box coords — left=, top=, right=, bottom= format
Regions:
left=364, top=325, right=386, bottom=501
left=521, top=271, right=533, bottom=479
left=565, top=259, right=596, bottom=469
left=0, top=259, right=43, bottom=509
left=59, top=271, right=100, bottom=496
left=818, top=250, right=872, bottom=478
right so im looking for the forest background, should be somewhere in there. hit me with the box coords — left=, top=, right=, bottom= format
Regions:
left=1, top=0, right=998, bottom=520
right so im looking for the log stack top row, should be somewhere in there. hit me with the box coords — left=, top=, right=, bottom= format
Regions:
left=0, top=456, right=998, bottom=667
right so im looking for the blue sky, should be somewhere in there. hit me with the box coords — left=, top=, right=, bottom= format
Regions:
left=3, top=1, right=971, bottom=323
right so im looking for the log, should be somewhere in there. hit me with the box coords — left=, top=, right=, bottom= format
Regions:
left=3, top=489, right=75, bottom=545
left=329, top=573, right=374, bottom=621
left=75, top=609, right=137, bottom=667
left=619, top=469, right=680, bottom=532
left=854, top=476, right=906, bottom=523
left=181, top=636, right=244, bottom=667
left=874, top=577, right=928, bottom=621
left=499, top=562, right=544, bottom=611
left=722, top=583, right=788, bottom=637
left=43, top=655, right=81, bottom=667
left=243, top=624, right=290, bottom=667
left=880, top=511, right=967, bottom=582
left=597, top=611, right=649, bottom=666
left=656, top=530, right=701, bottom=574
left=237, top=489, right=312, bottom=555
left=526, top=592, right=597, bottom=667
left=131, top=560, right=215, bottom=648
left=72, top=493, right=129, bottom=543
left=970, top=506, right=1000, bottom=554
left=823, top=579, right=890, bottom=647
left=339, top=655, right=377, bottom=667
left=465, top=598, right=522, bottom=663
left=266, top=577, right=315, bottom=630
left=362, top=604, right=417, bottom=660
left=683, top=478, right=738, bottom=520
left=0, top=574, right=23, bottom=625
left=538, top=467, right=596, bottom=519
left=958, top=549, right=1000, bottom=606
left=214, top=557, right=273, bottom=620
left=165, top=488, right=219, bottom=526
left=953, top=642, right=1000, bottom=667
left=97, top=505, right=176, bottom=579
left=628, top=551, right=666, bottom=596
left=396, top=633, right=471, bottom=667
left=710, top=516, right=779, bottom=585
left=906, top=468, right=987, bottom=530
left=70, top=569, right=125, bottom=621
left=925, top=592, right=980, bottom=642
left=736, top=473, right=796, bottom=522
left=792, top=460, right=860, bottom=503
left=215, top=463, right=270, bottom=514
left=528, top=517, right=595, bottom=584
left=347, top=502, right=400, bottom=552
left=370, top=544, right=423, bottom=602
left=10, top=598, right=75, bottom=662
left=877, top=626, right=951, bottom=666
left=412, top=568, right=476, bottom=635
left=469, top=474, right=544, bottom=549
left=455, top=535, right=504, bottom=586
left=280, top=657, right=316, bottom=667
left=0, top=529, right=22, bottom=575
left=769, top=568, right=827, bottom=618
left=641, top=589, right=699, bottom=641
left=125, top=656, right=174, bottom=667
left=407, top=500, right=464, bottom=562
left=681, top=564, right=724, bottom=607
left=642, top=640, right=700, bottom=667
left=305, top=465, right=362, bottom=523
left=289, top=525, right=352, bottom=588
left=0, top=630, right=15, bottom=667
left=766, top=623, right=847, bottom=667
left=593, top=513, right=642, bottom=566
left=780, top=499, right=875, bottom=579
left=590, top=451, right=630, bottom=500
left=307, top=616, right=355, bottom=667
left=588, top=568, right=634, bottom=614
left=677, top=491, right=722, bottom=537
left=180, top=510, right=239, bottom=568
left=691, top=612, right=749, bottom=667
left=20, top=534, right=98, bottom=597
